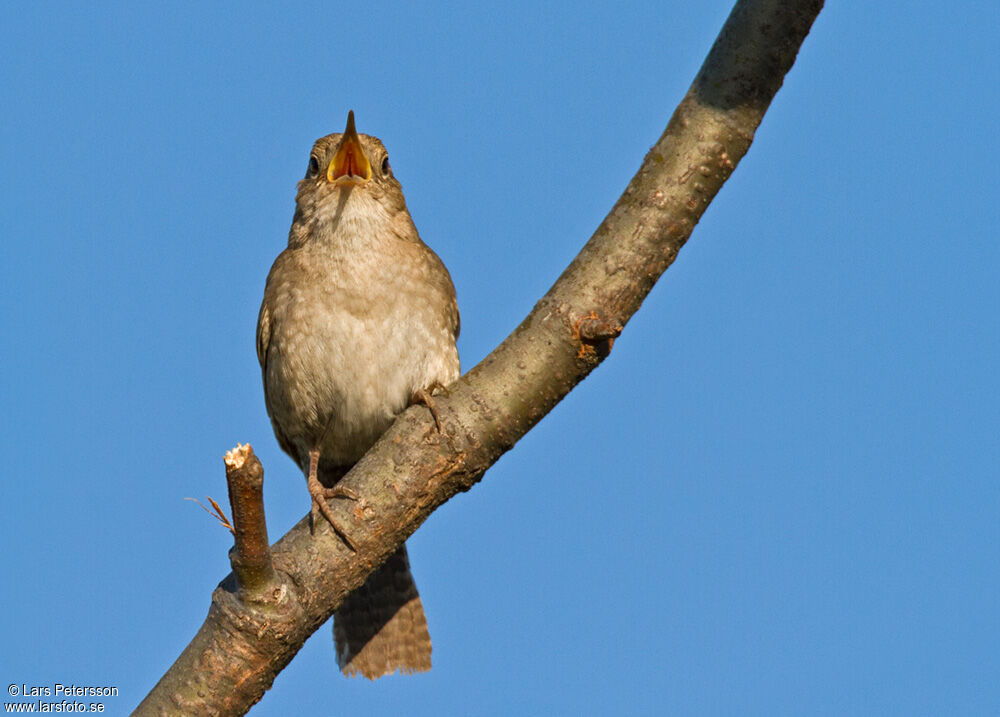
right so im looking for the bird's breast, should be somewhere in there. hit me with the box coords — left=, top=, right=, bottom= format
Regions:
left=264, top=242, right=458, bottom=467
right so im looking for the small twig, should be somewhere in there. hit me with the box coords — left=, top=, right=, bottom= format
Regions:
left=224, top=443, right=276, bottom=595
left=185, top=496, right=235, bottom=534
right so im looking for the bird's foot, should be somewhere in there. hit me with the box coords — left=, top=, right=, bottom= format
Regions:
left=307, top=449, right=358, bottom=550
left=410, top=383, right=449, bottom=432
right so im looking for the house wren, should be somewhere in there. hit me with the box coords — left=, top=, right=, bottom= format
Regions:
left=256, top=111, right=459, bottom=678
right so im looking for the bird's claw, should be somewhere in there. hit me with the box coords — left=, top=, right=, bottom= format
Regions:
left=307, top=451, right=358, bottom=550
left=410, top=385, right=447, bottom=432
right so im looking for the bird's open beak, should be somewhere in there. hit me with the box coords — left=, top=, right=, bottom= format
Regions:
left=327, top=110, right=372, bottom=184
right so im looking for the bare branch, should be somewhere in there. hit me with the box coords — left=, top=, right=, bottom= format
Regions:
left=224, top=444, right=277, bottom=596
left=134, top=1, right=825, bottom=714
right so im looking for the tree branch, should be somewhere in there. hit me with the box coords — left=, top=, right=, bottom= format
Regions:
left=224, top=444, right=276, bottom=597
left=134, top=1, right=824, bottom=713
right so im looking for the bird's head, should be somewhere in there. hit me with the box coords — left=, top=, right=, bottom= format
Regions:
left=296, top=110, right=402, bottom=203
left=288, top=111, right=417, bottom=248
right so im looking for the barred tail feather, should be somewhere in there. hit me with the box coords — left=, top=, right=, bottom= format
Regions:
left=333, top=544, right=432, bottom=679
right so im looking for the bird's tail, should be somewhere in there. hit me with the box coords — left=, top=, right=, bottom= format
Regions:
left=333, top=543, right=432, bottom=679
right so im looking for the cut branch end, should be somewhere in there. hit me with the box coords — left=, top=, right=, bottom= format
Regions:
left=224, top=443, right=276, bottom=595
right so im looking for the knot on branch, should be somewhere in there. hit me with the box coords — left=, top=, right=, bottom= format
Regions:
left=574, top=312, right=623, bottom=359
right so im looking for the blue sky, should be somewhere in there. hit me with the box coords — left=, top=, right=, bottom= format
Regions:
left=2, top=1, right=998, bottom=715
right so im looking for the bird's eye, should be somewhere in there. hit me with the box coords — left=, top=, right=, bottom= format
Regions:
left=307, top=156, right=320, bottom=177
left=381, top=156, right=391, bottom=176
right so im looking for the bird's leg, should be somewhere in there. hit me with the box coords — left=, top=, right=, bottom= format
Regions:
left=410, top=382, right=449, bottom=432
left=307, top=448, right=359, bottom=550
left=427, top=380, right=450, bottom=397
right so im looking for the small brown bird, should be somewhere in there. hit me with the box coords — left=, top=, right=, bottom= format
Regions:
left=256, top=111, right=460, bottom=678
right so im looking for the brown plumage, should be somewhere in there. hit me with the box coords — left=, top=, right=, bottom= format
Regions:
left=256, top=111, right=459, bottom=678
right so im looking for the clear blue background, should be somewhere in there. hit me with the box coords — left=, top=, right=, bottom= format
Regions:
left=3, top=1, right=997, bottom=715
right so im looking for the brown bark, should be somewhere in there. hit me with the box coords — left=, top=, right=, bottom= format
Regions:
left=134, top=1, right=825, bottom=713
left=224, top=444, right=277, bottom=597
